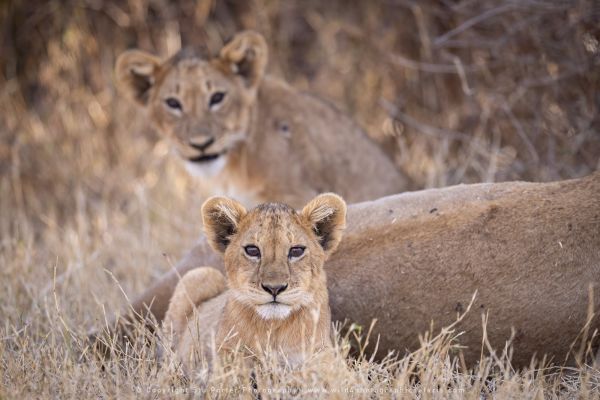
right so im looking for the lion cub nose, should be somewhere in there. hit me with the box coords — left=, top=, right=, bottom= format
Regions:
left=189, top=136, right=214, bottom=151
left=261, top=283, right=288, bottom=298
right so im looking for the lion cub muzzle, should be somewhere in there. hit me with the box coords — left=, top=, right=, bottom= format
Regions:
left=259, top=264, right=290, bottom=300
left=261, top=283, right=288, bottom=298
left=184, top=135, right=226, bottom=163
left=186, top=136, right=226, bottom=164
left=189, top=135, right=215, bottom=152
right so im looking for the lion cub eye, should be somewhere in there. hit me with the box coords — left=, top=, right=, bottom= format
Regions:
left=244, top=245, right=261, bottom=259
left=164, top=97, right=183, bottom=112
left=288, top=246, right=305, bottom=259
left=209, top=91, right=226, bottom=108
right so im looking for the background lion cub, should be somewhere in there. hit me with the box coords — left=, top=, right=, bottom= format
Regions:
left=163, top=193, right=346, bottom=369
left=115, top=31, right=409, bottom=207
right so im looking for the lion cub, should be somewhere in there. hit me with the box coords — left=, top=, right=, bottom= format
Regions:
left=162, top=193, right=346, bottom=370
left=115, top=31, right=409, bottom=207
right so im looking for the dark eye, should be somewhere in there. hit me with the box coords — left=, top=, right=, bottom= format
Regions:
left=209, top=92, right=226, bottom=108
left=288, top=246, right=305, bottom=259
left=244, top=245, right=261, bottom=258
left=165, top=97, right=183, bottom=111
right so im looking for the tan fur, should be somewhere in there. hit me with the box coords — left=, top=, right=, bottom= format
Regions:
left=99, top=173, right=600, bottom=367
left=162, top=268, right=226, bottom=340
left=115, top=31, right=409, bottom=208
left=162, top=194, right=346, bottom=369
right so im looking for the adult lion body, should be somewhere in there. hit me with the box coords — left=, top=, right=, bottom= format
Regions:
left=116, top=31, right=409, bottom=207
left=106, top=172, right=600, bottom=366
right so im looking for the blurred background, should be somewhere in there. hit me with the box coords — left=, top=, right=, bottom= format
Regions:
left=0, top=0, right=599, bottom=315
left=2, top=0, right=599, bottom=225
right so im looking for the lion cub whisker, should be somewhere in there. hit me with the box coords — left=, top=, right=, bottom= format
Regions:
left=161, top=193, right=346, bottom=372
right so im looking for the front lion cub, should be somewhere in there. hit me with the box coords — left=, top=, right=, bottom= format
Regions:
left=162, top=193, right=346, bottom=370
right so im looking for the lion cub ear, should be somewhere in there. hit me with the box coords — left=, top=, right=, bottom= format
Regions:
left=202, top=197, right=247, bottom=253
left=115, top=49, right=162, bottom=106
left=218, top=30, right=268, bottom=91
left=301, top=193, right=347, bottom=255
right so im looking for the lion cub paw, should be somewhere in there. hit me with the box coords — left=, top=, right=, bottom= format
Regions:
left=163, top=267, right=226, bottom=337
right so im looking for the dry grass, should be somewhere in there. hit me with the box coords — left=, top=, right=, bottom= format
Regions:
left=1, top=0, right=599, bottom=398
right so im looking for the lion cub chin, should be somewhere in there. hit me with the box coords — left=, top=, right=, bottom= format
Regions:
left=162, top=193, right=346, bottom=371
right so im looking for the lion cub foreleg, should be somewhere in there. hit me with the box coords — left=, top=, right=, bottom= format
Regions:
left=163, top=267, right=226, bottom=344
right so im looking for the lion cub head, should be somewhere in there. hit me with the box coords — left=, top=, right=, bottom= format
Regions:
left=115, top=31, right=267, bottom=177
left=203, top=193, right=346, bottom=321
